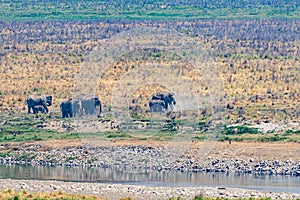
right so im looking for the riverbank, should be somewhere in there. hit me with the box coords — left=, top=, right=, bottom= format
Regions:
left=0, top=141, right=300, bottom=199
left=1, top=141, right=300, bottom=176
left=1, top=179, right=300, bottom=200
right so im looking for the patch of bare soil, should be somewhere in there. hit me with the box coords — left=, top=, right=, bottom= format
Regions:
left=22, top=139, right=300, bottom=162
left=204, top=141, right=300, bottom=161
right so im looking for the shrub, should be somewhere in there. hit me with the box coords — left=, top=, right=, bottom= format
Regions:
left=193, top=195, right=205, bottom=200
left=286, top=129, right=300, bottom=135
left=222, top=125, right=259, bottom=135
left=13, top=195, right=19, bottom=200
left=105, top=132, right=131, bottom=138
left=258, top=134, right=287, bottom=142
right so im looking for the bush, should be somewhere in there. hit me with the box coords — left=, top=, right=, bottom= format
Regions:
left=258, top=134, right=286, bottom=142
left=193, top=195, right=205, bottom=200
left=285, top=129, right=300, bottom=135
left=8, top=195, right=19, bottom=200
left=105, top=132, right=131, bottom=138
left=222, top=125, right=259, bottom=135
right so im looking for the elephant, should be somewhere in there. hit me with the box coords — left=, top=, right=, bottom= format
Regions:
left=32, top=105, right=47, bottom=114
left=60, top=96, right=102, bottom=118
left=60, top=99, right=73, bottom=118
left=151, top=92, right=176, bottom=112
left=25, top=95, right=52, bottom=114
left=72, top=99, right=82, bottom=117
left=81, top=97, right=102, bottom=116
left=149, top=100, right=166, bottom=112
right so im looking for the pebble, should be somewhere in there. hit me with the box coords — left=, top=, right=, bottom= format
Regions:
left=1, top=144, right=300, bottom=177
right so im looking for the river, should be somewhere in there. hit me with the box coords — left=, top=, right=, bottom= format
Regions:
left=0, top=164, right=299, bottom=194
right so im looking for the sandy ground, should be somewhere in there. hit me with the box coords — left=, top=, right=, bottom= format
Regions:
left=34, top=139, right=300, bottom=161
left=1, top=179, right=299, bottom=200
left=205, top=141, right=300, bottom=161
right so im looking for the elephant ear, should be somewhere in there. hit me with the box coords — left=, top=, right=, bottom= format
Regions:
left=47, top=95, right=53, bottom=101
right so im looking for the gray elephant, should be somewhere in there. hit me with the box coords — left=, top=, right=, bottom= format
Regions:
left=60, top=99, right=74, bottom=118
left=32, top=105, right=47, bottom=114
left=151, top=92, right=176, bottom=112
left=81, top=97, right=102, bottom=116
left=25, top=95, right=52, bottom=114
left=72, top=99, right=82, bottom=117
left=149, top=99, right=166, bottom=112
left=60, top=96, right=102, bottom=118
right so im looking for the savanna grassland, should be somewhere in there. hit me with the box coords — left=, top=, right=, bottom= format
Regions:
left=0, top=0, right=299, bottom=142
left=0, top=2, right=300, bottom=200
left=1, top=20, right=299, bottom=121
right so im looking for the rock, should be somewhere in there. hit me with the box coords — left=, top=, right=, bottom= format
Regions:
left=250, top=192, right=256, bottom=197
left=1, top=144, right=300, bottom=180
left=52, top=185, right=61, bottom=190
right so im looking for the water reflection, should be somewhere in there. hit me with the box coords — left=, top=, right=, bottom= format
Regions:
left=0, top=164, right=299, bottom=194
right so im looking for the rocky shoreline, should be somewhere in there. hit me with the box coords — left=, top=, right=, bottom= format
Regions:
left=1, top=178, right=300, bottom=200
left=1, top=143, right=300, bottom=176
left=1, top=142, right=300, bottom=199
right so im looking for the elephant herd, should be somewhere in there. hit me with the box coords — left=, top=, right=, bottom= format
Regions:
left=60, top=97, right=102, bottom=118
left=149, top=92, right=176, bottom=112
left=25, top=94, right=102, bottom=118
left=25, top=95, right=53, bottom=114
left=25, top=92, right=175, bottom=118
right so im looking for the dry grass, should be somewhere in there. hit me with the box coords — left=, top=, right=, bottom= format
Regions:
left=0, top=189, right=104, bottom=200
left=0, top=21, right=299, bottom=123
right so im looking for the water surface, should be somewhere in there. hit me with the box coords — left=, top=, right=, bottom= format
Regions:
left=0, top=164, right=299, bottom=194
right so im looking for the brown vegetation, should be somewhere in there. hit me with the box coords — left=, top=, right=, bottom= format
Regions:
left=0, top=20, right=299, bottom=123
left=0, top=189, right=102, bottom=200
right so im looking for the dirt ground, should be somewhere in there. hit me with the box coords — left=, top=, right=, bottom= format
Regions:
left=204, top=141, right=300, bottom=161
left=28, top=139, right=300, bottom=162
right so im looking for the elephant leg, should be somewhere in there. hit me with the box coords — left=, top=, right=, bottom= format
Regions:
left=69, top=110, right=73, bottom=118
left=65, top=112, right=68, bottom=118
left=91, top=107, right=95, bottom=115
left=149, top=102, right=152, bottom=112
left=28, top=105, right=32, bottom=113
left=99, top=103, right=102, bottom=114
left=35, top=108, right=39, bottom=114
left=62, top=109, right=66, bottom=118
left=73, top=103, right=81, bottom=116
left=41, top=102, right=49, bottom=113
left=73, top=108, right=76, bottom=117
